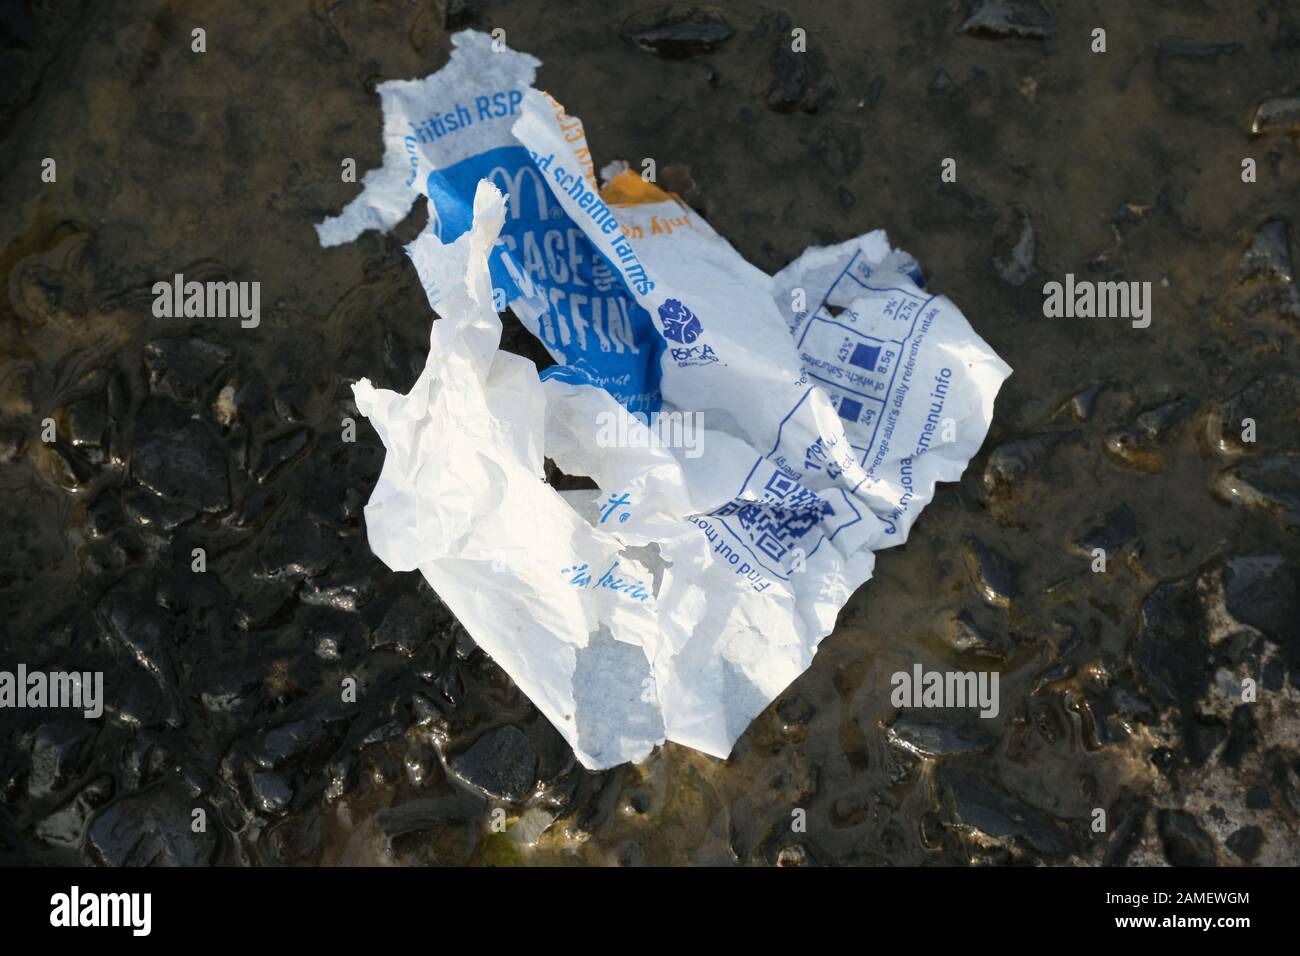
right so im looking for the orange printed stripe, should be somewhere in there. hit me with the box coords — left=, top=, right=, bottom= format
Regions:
left=601, top=170, right=679, bottom=208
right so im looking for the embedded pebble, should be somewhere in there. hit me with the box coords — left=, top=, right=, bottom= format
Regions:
left=251, top=770, right=294, bottom=814
left=886, top=717, right=995, bottom=759
left=982, top=431, right=1075, bottom=495
left=1129, top=576, right=1207, bottom=710
left=448, top=725, right=538, bottom=802
left=1070, top=504, right=1138, bottom=556
left=1251, top=95, right=1300, bottom=136
left=131, top=397, right=231, bottom=512
left=937, top=765, right=1068, bottom=856
left=1213, top=455, right=1300, bottom=532
left=1225, top=825, right=1264, bottom=862
left=86, top=784, right=218, bottom=866
left=1157, top=809, right=1218, bottom=866
left=958, top=1, right=1053, bottom=42
left=252, top=425, right=312, bottom=483
left=941, top=610, right=1010, bottom=661
left=142, top=337, right=233, bottom=403
left=962, top=537, right=1020, bottom=607
left=620, top=7, right=734, bottom=60
left=1207, top=372, right=1300, bottom=456
left=1238, top=219, right=1294, bottom=283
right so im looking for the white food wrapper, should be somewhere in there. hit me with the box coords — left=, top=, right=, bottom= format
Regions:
left=317, top=31, right=1012, bottom=770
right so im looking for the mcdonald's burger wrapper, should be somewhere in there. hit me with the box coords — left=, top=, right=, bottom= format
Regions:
left=316, top=31, right=1012, bottom=770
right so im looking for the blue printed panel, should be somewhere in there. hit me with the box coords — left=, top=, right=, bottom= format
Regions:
left=426, top=146, right=664, bottom=416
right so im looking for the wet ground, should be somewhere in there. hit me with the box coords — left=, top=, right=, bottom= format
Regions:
left=2, top=0, right=1299, bottom=865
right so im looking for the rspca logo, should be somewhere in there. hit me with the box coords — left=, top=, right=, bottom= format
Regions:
left=658, top=299, right=702, bottom=344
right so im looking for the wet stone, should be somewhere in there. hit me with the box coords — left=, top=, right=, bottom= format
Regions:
left=86, top=487, right=122, bottom=536
left=340, top=486, right=364, bottom=523
left=86, top=784, right=218, bottom=866
left=131, top=397, right=230, bottom=512
left=142, top=337, right=233, bottom=403
left=1186, top=716, right=1228, bottom=768
left=958, top=1, right=1053, bottom=42
left=937, top=765, right=1067, bottom=855
left=252, top=425, right=312, bottom=484
left=97, top=571, right=176, bottom=691
left=758, top=40, right=835, bottom=114
left=453, top=624, right=478, bottom=660
left=962, top=537, right=1020, bottom=607
left=1209, top=372, right=1300, bottom=456
left=1076, top=689, right=1128, bottom=747
left=1106, top=399, right=1191, bottom=472
left=1221, top=704, right=1257, bottom=769
left=1219, top=555, right=1298, bottom=647
left=1238, top=219, right=1294, bottom=284
left=982, top=431, right=1074, bottom=496
left=250, top=771, right=294, bottom=815
left=1212, top=455, right=1300, bottom=532
left=1101, top=793, right=1148, bottom=866
left=232, top=576, right=293, bottom=630
left=299, top=562, right=375, bottom=613
left=1070, top=384, right=1104, bottom=421
left=254, top=514, right=339, bottom=583
left=62, top=397, right=107, bottom=462
left=1129, top=576, right=1207, bottom=710
left=1070, top=504, right=1138, bottom=556
left=199, top=672, right=261, bottom=714
left=372, top=595, right=439, bottom=658
left=1276, top=760, right=1300, bottom=817
left=35, top=775, right=114, bottom=849
left=374, top=795, right=475, bottom=864
left=251, top=706, right=353, bottom=770
left=44, top=441, right=94, bottom=490
left=886, top=717, right=995, bottom=759
left=620, top=7, right=734, bottom=60
left=447, top=724, right=538, bottom=802
left=941, top=610, right=1010, bottom=661
left=122, top=486, right=198, bottom=533
left=27, top=720, right=97, bottom=800
left=1156, top=809, right=1218, bottom=866
left=1251, top=95, right=1300, bottom=136
left=1134, top=397, right=1194, bottom=440
left=1226, top=825, right=1264, bottom=862
left=103, top=672, right=180, bottom=730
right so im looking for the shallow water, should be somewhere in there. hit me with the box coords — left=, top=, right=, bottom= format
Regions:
left=1, top=1, right=1298, bottom=866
